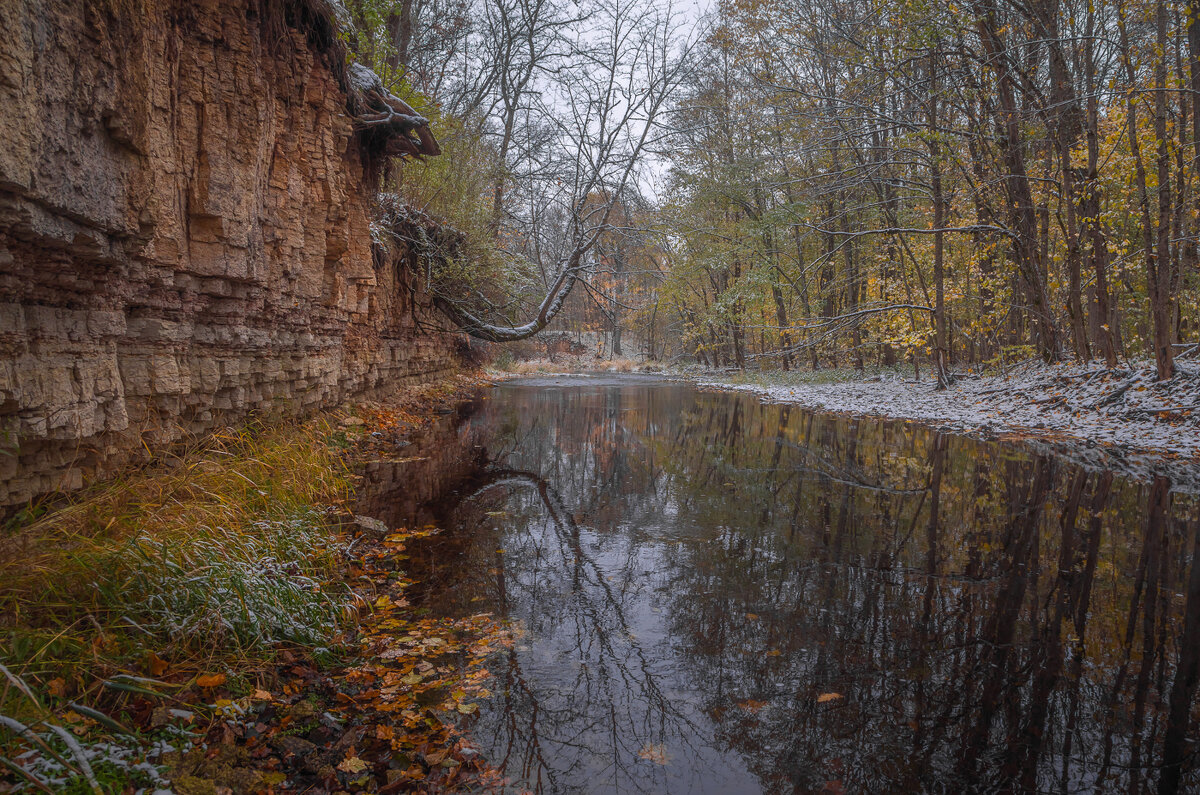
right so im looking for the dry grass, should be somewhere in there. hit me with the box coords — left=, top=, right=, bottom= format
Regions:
left=0, top=377, right=490, bottom=791
left=0, top=416, right=353, bottom=684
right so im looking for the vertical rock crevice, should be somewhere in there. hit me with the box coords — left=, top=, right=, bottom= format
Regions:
left=0, top=0, right=458, bottom=506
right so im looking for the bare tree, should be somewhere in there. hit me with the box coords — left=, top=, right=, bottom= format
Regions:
left=432, top=0, right=692, bottom=342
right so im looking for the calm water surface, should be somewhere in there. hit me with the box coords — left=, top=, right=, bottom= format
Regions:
left=361, top=375, right=1200, bottom=794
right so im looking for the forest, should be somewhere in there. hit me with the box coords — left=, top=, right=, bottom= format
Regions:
left=367, top=0, right=1200, bottom=384
left=6, top=0, right=1200, bottom=792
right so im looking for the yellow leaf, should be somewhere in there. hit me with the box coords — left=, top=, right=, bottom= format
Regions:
left=337, top=756, right=369, bottom=774
left=817, top=692, right=842, bottom=704
left=196, top=673, right=226, bottom=688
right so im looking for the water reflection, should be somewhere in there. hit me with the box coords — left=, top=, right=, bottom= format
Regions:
left=367, top=377, right=1200, bottom=794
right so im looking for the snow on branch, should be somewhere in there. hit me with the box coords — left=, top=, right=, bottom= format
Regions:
left=349, top=63, right=440, bottom=159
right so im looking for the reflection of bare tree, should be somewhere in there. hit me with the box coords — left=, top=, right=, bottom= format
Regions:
left=1099, top=474, right=1174, bottom=790
left=444, top=465, right=712, bottom=793
left=638, top=391, right=1200, bottom=792
left=391, top=382, right=1200, bottom=793
left=955, top=456, right=1054, bottom=786
left=1160, top=515, right=1200, bottom=795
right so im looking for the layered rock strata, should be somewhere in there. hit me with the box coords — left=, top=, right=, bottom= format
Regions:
left=0, top=0, right=458, bottom=506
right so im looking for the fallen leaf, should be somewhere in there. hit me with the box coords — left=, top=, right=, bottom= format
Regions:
left=147, top=652, right=169, bottom=677
left=45, top=677, right=67, bottom=697
left=196, top=673, right=226, bottom=688
left=637, top=743, right=671, bottom=765
left=337, top=756, right=369, bottom=774
left=817, top=692, right=842, bottom=704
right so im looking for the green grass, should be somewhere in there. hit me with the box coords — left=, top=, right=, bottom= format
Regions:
left=118, top=508, right=350, bottom=651
left=0, top=661, right=179, bottom=794
left=0, top=414, right=360, bottom=791
left=0, top=415, right=355, bottom=700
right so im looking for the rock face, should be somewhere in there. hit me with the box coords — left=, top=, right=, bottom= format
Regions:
left=0, top=0, right=460, bottom=506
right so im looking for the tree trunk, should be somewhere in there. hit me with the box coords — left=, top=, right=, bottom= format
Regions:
left=1153, top=0, right=1177, bottom=379
left=1117, top=0, right=1175, bottom=379
left=929, top=48, right=949, bottom=388
left=385, top=0, right=415, bottom=73
left=974, top=5, right=1061, bottom=362
left=772, top=284, right=792, bottom=370
left=1084, top=2, right=1119, bottom=366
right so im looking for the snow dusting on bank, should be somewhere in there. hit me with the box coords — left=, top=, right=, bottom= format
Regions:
left=697, top=360, right=1200, bottom=491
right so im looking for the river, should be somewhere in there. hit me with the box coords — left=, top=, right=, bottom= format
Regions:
left=359, top=374, right=1200, bottom=794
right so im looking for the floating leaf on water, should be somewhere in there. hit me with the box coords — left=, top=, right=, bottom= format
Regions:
left=637, top=743, right=671, bottom=765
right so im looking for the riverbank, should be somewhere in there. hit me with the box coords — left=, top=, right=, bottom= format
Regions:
left=697, top=359, right=1200, bottom=488
left=0, top=372, right=504, bottom=793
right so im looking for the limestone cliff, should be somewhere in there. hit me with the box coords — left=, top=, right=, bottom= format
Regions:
left=0, top=0, right=459, bottom=506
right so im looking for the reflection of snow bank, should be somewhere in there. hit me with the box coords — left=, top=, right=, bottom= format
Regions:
left=698, top=360, right=1200, bottom=491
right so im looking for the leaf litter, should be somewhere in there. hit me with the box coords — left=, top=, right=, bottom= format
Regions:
left=2, top=376, right=521, bottom=793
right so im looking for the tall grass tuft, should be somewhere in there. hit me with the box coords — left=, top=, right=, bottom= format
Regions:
left=119, top=510, right=348, bottom=651
left=0, top=416, right=354, bottom=678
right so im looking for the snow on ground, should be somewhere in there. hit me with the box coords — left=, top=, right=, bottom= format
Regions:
left=698, top=359, right=1200, bottom=491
